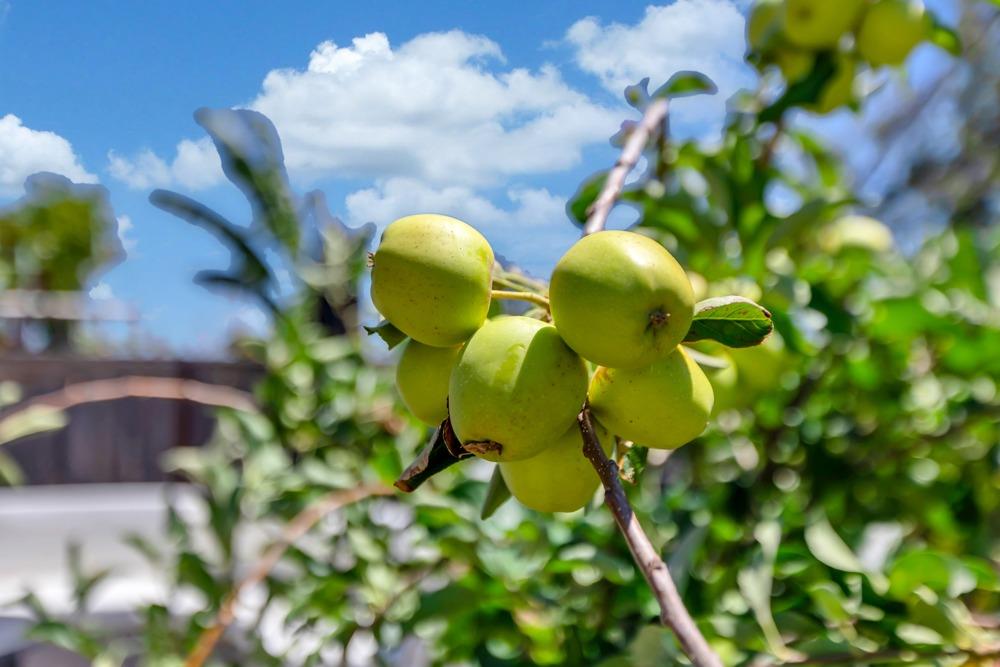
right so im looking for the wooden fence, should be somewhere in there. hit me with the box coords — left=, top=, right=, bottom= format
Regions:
left=0, top=355, right=261, bottom=485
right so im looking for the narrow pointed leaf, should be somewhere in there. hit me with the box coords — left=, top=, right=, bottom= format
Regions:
left=480, top=466, right=512, bottom=519
left=363, top=320, right=408, bottom=350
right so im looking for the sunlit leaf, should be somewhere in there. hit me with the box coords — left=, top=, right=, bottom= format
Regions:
left=0, top=405, right=67, bottom=446
left=684, top=296, right=773, bottom=347
left=652, top=71, right=718, bottom=99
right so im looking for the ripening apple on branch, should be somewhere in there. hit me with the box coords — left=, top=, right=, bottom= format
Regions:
left=357, top=22, right=949, bottom=657
left=367, top=212, right=773, bottom=515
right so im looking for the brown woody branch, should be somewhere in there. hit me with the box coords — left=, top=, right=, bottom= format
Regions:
left=0, top=375, right=258, bottom=422
left=583, top=97, right=669, bottom=236
left=578, top=409, right=721, bottom=667
left=184, top=483, right=393, bottom=667
left=580, top=97, right=722, bottom=667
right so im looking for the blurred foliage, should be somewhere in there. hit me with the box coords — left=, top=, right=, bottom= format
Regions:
left=14, top=1, right=1000, bottom=665
left=0, top=173, right=122, bottom=350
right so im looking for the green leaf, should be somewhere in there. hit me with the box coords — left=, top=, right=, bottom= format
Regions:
left=652, top=71, right=718, bottom=99
left=683, top=346, right=731, bottom=370
left=480, top=466, right=512, bottom=519
left=896, top=623, right=945, bottom=646
left=624, top=78, right=651, bottom=110
left=363, top=320, right=407, bottom=350
left=738, top=521, right=789, bottom=658
left=195, top=108, right=300, bottom=254
left=0, top=405, right=68, bottom=446
left=618, top=444, right=648, bottom=485
left=567, top=171, right=609, bottom=226
left=760, top=52, right=837, bottom=123
left=928, top=15, right=962, bottom=56
left=805, top=516, right=864, bottom=573
left=150, top=189, right=276, bottom=310
left=807, top=581, right=853, bottom=625
left=683, top=296, right=773, bottom=347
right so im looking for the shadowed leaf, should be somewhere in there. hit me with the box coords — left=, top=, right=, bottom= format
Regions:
left=480, top=466, right=512, bottom=519
left=363, top=320, right=408, bottom=350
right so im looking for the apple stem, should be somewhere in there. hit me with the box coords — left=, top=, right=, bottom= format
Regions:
left=578, top=407, right=722, bottom=667
left=648, top=309, right=670, bottom=329
left=490, top=289, right=550, bottom=310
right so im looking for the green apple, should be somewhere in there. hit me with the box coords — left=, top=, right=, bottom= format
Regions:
left=729, top=333, right=788, bottom=394
left=395, top=339, right=461, bottom=426
left=857, top=0, right=927, bottom=66
left=589, top=347, right=714, bottom=450
left=818, top=215, right=894, bottom=254
left=371, top=214, right=494, bottom=347
left=449, top=316, right=588, bottom=462
left=810, top=56, right=856, bottom=114
left=691, top=342, right=740, bottom=414
left=747, top=0, right=783, bottom=52
left=783, top=0, right=865, bottom=48
left=549, top=231, right=694, bottom=369
left=776, top=47, right=814, bottom=81
left=500, top=422, right=610, bottom=513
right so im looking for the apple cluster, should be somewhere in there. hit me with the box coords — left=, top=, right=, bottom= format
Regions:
left=748, top=0, right=932, bottom=113
left=371, top=214, right=714, bottom=514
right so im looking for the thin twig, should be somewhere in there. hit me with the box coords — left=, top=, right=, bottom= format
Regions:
left=583, top=97, right=669, bottom=236
left=578, top=409, right=722, bottom=667
left=579, top=95, right=721, bottom=666
left=757, top=119, right=784, bottom=171
left=0, top=376, right=257, bottom=425
left=489, top=289, right=550, bottom=310
left=184, top=483, right=393, bottom=667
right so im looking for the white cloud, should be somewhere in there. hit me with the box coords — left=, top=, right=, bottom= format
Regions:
left=345, top=178, right=576, bottom=273
left=88, top=281, right=114, bottom=301
left=109, top=30, right=618, bottom=191
left=566, top=0, right=755, bottom=135
left=0, top=114, right=96, bottom=197
left=107, top=138, right=221, bottom=190
left=116, top=214, right=137, bottom=254
left=345, top=178, right=566, bottom=230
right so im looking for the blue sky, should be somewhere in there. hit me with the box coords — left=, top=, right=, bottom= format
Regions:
left=0, top=0, right=959, bottom=357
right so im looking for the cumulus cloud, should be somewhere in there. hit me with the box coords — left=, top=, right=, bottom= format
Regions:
left=0, top=114, right=96, bottom=197
left=108, top=30, right=618, bottom=191
left=107, top=138, right=221, bottom=190
left=116, top=214, right=137, bottom=254
left=345, top=177, right=566, bottom=230
left=345, top=178, right=579, bottom=273
left=566, top=0, right=755, bottom=135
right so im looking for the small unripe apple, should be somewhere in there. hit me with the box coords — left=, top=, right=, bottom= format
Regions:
left=729, top=334, right=788, bottom=393
left=857, top=0, right=927, bottom=66
left=818, top=215, right=894, bottom=254
left=776, top=48, right=814, bottom=81
left=549, top=231, right=694, bottom=369
left=395, top=339, right=461, bottom=426
left=500, top=422, right=610, bottom=513
left=589, top=347, right=714, bottom=450
left=810, top=56, right=856, bottom=114
left=747, top=0, right=783, bottom=51
left=371, top=214, right=494, bottom=347
left=783, top=0, right=865, bottom=48
left=449, top=316, right=588, bottom=462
